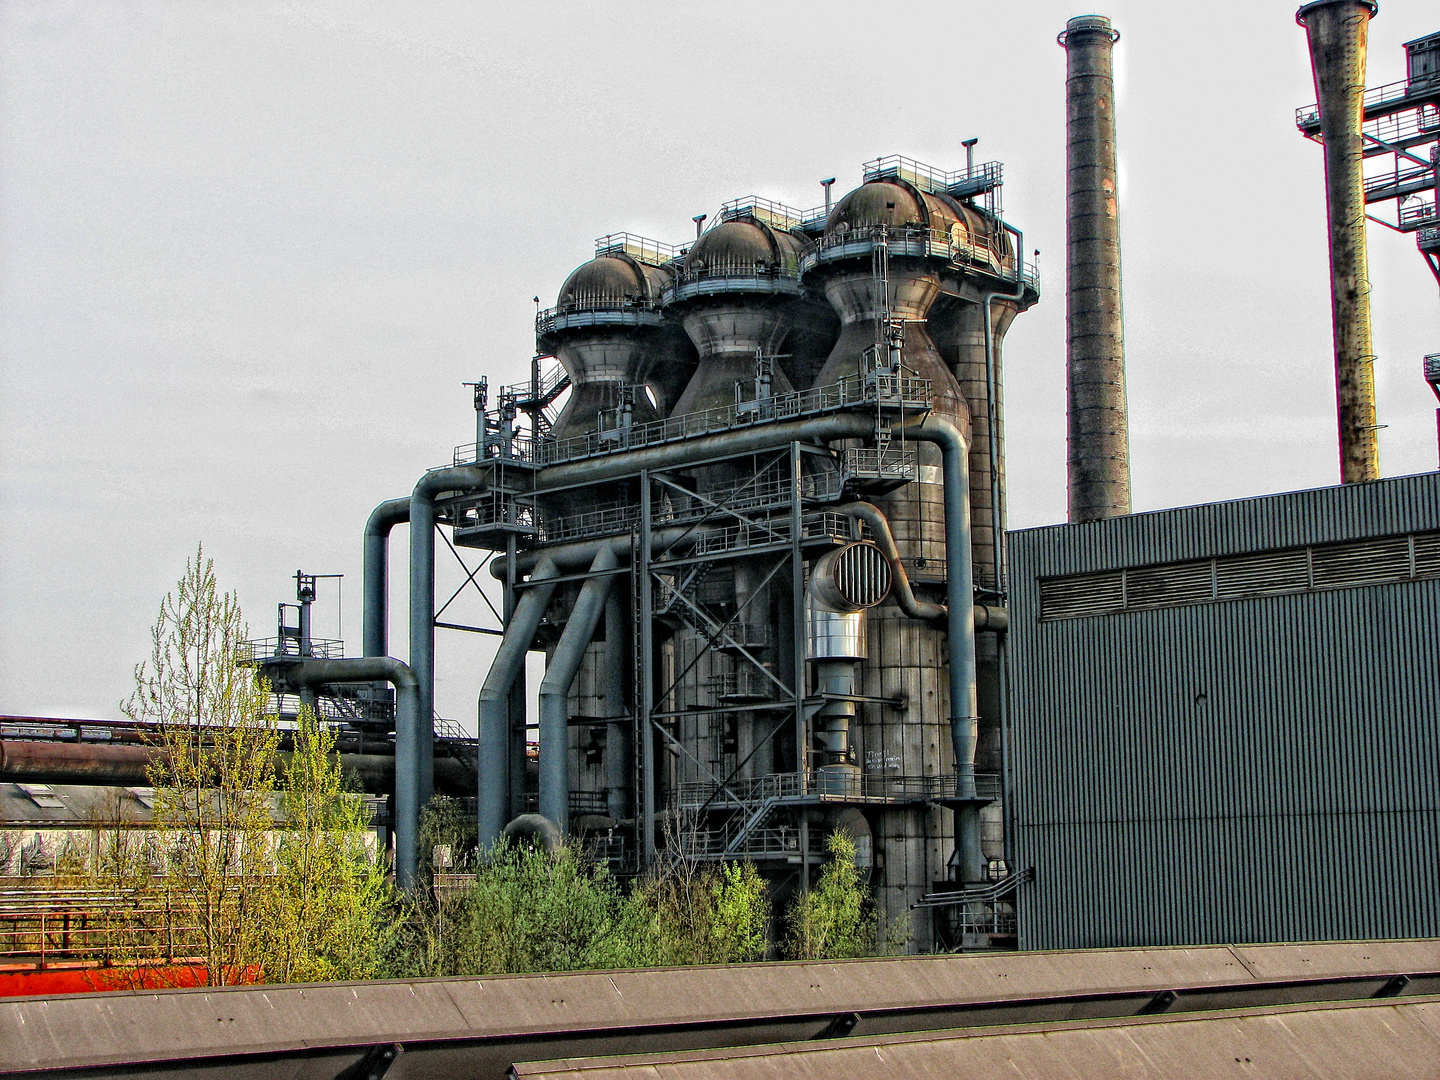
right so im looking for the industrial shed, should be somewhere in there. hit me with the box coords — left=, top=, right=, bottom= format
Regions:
left=1006, top=472, right=1440, bottom=949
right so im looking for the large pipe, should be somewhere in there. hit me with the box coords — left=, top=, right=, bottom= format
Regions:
left=537, top=546, right=619, bottom=833
left=893, top=414, right=984, bottom=883
left=0, top=740, right=474, bottom=796
left=837, top=502, right=1007, bottom=631
left=476, top=556, right=561, bottom=848
left=1297, top=0, right=1381, bottom=483
left=281, top=656, right=420, bottom=889
left=535, top=413, right=876, bottom=492
left=363, top=498, right=410, bottom=659
left=409, top=465, right=486, bottom=809
left=1059, top=14, right=1132, bottom=523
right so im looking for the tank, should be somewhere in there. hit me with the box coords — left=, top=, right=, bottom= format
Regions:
left=538, top=253, right=674, bottom=439
left=666, top=217, right=808, bottom=414
left=805, top=176, right=987, bottom=934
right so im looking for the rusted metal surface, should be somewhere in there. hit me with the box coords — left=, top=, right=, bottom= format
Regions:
left=4, top=941, right=1440, bottom=1079
left=1059, top=15, right=1131, bottom=523
left=512, top=995, right=1440, bottom=1079
left=1297, top=1, right=1381, bottom=483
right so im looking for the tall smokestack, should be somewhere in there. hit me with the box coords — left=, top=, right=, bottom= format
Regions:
left=1297, top=0, right=1381, bottom=484
left=1059, top=14, right=1131, bottom=523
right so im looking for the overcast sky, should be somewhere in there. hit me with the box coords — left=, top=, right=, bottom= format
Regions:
left=2, top=0, right=1437, bottom=726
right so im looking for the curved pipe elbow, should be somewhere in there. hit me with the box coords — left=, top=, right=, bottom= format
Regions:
left=365, top=497, right=410, bottom=538
left=838, top=502, right=946, bottom=625
left=287, top=655, right=418, bottom=693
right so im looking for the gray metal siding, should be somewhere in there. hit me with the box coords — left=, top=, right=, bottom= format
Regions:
left=1008, top=473, right=1440, bottom=949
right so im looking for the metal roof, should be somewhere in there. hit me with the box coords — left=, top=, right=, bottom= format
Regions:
left=4, top=940, right=1440, bottom=1079
left=511, top=995, right=1440, bottom=1079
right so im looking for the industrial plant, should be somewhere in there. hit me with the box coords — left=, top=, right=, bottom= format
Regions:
left=4, top=3, right=1440, bottom=976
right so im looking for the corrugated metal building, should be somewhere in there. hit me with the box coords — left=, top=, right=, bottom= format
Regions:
left=1006, top=472, right=1440, bottom=949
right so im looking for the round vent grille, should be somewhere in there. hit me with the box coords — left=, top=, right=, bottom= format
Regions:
left=812, top=542, right=892, bottom=612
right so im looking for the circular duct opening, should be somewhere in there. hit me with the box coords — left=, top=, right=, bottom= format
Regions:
left=811, top=542, right=892, bottom=612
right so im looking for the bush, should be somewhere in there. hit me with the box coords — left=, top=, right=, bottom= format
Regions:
left=782, top=830, right=904, bottom=960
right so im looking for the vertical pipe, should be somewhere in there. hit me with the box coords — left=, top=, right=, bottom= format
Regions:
left=477, top=556, right=560, bottom=848
left=1059, top=14, right=1132, bottom=522
left=639, top=474, right=656, bottom=867
left=791, top=442, right=810, bottom=894
left=538, top=547, right=619, bottom=833
left=1298, top=0, right=1381, bottom=483
left=604, top=585, right=631, bottom=820
left=363, top=498, right=409, bottom=659
left=409, top=489, right=437, bottom=810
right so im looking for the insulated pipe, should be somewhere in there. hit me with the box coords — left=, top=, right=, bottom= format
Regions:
left=1059, top=15, right=1133, bottom=523
left=363, top=498, right=410, bottom=659
left=538, top=546, right=619, bottom=833
left=838, top=502, right=1007, bottom=632
left=1298, top=0, right=1381, bottom=483
left=281, top=656, right=421, bottom=889
left=894, top=413, right=985, bottom=883
left=409, top=465, right=486, bottom=808
left=476, top=556, right=560, bottom=848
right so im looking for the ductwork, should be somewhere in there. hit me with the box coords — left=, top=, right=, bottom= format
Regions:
left=476, top=556, right=561, bottom=848
left=538, top=546, right=619, bottom=834
left=278, top=656, right=421, bottom=890
left=409, top=465, right=486, bottom=808
left=838, top=501, right=1007, bottom=631
left=363, top=498, right=410, bottom=660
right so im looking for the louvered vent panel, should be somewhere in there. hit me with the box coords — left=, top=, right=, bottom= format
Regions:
left=1039, top=572, right=1124, bottom=621
left=1125, top=561, right=1214, bottom=610
left=1413, top=532, right=1440, bottom=577
left=1310, top=536, right=1410, bottom=589
left=1215, top=548, right=1311, bottom=599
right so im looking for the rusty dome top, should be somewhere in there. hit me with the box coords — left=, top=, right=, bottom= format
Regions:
left=556, top=253, right=670, bottom=311
left=824, top=178, right=972, bottom=235
left=682, top=218, right=805, bottom=276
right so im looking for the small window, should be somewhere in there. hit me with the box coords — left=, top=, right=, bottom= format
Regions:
left=17, top=784, right=66, bottom=809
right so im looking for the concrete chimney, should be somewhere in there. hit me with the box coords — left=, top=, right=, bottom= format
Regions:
left=1059, top=14, right=1132, bottom=523
left=1297, top=0, right=1381, bottom=484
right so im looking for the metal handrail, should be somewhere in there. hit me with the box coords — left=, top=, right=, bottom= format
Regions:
left=862, top=154, right=1003, bottom=195
left=532, top=373, right=931, bottom=466
left=718, top=195, right=810, bottom=230
left=594, top=232, right=685, bottom=265
left=1297, top=74, right=1440, bottom=129
left=535, top=299, right=661, bottom=336
left=238, top=637, right=344, bottom=662
left=672, top=771, right=1001, bottom=809
left=1400, top=198, right=1438, bottom=228
left=802, top=222, right=1020, bottom=280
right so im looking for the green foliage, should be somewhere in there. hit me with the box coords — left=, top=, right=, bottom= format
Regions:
left=123, top=545, right=280, bottom=985
left=419, top=795, right=477, bottom=874
left=782, top=830, right=904, bottom=960
left=380, top=840, right=771, bottom=978
left=622, top=859, right=769, bottom=966
left=256, top=705, right=392, bottom=983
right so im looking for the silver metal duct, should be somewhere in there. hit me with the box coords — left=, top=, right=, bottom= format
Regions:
left=1297, top=0, right=1382, bottom=483
left=1059, top=14, right=1132, bottom=523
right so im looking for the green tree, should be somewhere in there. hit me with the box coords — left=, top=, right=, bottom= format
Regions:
left=782, top=830, right=903, bottom=960
left=257, top=705, right=392, bottom=983
left=123, top=545, right=280, bottom=985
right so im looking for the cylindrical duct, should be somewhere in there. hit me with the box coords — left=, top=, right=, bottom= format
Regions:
left=1297, top=0, right=1381, bottom=483
left=1059, top=14, right=1132, bottom=522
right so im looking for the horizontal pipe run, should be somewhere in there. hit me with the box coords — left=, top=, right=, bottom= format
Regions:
left=0, top=741, right=475, bottom=797
left=363, top=497, right=410, bottom=659
left=490, top=528, right=699, bottom=581
left=282, top=656, right=421, bottom=890
left=534, top=413, right=876, bottom=492
left=477, top=556, right=561, bottom=848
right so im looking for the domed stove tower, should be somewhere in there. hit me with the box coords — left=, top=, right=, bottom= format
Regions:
left=802, top=160, right=1036, bottom=931
left=538, top=246, right=690, bottom=440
